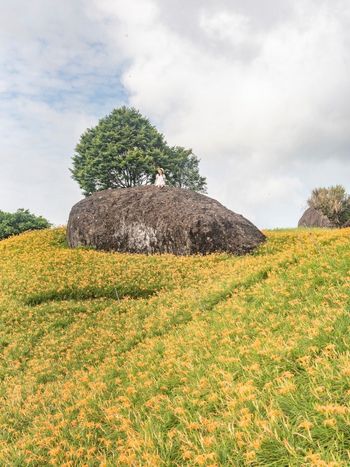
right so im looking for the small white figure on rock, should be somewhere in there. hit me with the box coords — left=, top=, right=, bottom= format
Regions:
left=155, top=167, right=166, bottom=188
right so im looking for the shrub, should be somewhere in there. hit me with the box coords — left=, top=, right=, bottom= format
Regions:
left=0, top=208, right=51, bottom=240
left=307, top=185, right=350, bottom=226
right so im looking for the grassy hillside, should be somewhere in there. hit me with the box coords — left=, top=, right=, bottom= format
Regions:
left=0, top=227, right=349, bottom=466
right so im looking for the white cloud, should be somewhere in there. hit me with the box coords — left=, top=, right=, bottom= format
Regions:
left=1, top=0, right=350, bottom=228
left=199, top=11, right=251, bottom=47
left=0, top=0, right=125, bottom=224
left=0, top=97, right=95, bottom=224
left=91, top=0, right=350, bottom=227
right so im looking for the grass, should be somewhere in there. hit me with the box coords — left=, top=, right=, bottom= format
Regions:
left=0, top=227, right=349, bottom=466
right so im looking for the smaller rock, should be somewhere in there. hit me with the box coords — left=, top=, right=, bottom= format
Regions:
left=298, top=207, right=334, bottom=228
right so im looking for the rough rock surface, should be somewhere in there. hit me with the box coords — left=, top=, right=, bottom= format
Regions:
left=67, top=186, right=265, bottom=255
left=298, top=207, right=334, bottom=228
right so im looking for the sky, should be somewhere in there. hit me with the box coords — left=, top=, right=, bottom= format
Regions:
left=1, top=0, right=349, bottom=229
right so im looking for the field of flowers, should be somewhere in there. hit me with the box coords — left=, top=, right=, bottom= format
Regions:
left=0, top=227, right=349, bottom=466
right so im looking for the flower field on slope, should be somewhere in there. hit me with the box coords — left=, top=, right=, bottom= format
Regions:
left=0, top=228, right=349, bottom=466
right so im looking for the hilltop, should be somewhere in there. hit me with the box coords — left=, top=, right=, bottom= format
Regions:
left=0, top=227, right=349, bottom=465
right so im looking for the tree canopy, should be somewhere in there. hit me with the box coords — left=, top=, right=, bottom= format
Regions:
left=71, top=106, right=207, bottom=195
left=0, top=209, right=51, bottom=240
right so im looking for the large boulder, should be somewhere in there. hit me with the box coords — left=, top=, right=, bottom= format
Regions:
left=67, top=186, right=265, bottom=255
left=298, top=207, right=334, bottom=228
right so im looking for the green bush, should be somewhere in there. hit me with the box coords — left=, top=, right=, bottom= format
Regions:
left=0, top=209, right=51, bottom=240
left=307, top=185, right=350, bottom=226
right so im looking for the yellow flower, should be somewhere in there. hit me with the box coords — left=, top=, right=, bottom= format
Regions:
left=323, top=418, right=337, bottom=427
left=182, top=450, right=193, bottom=460
left=298, top=420, right=313, bottom=430
left=187, top=421, right=201, bottom=430
left=244, top=450, right=257, bottom=463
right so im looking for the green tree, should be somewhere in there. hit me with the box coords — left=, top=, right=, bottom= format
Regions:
left=0, top=209, right=51, bottom=240
left=165, top=146, right=207, bottom=193
left=307, top=185, right=350, bottom=226
left=71, top=106, right=207, bottom=195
